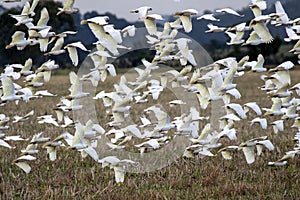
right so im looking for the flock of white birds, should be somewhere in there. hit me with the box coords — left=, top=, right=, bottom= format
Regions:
left=1, top=0, right=300, bottom=183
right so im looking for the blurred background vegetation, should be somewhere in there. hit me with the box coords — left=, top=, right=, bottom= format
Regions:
left=0, top=0, right=298, bottom=69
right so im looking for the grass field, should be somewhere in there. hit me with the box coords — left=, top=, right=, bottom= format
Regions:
left=1, top=69, right=300, bottom=199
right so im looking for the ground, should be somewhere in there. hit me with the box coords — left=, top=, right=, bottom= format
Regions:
left=1, top=69, right=300, bottom=199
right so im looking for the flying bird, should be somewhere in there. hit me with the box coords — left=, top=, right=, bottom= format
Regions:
left=64, top=42, right=90, bottom=66
left=174, top=9, right=198, bottom=33
left=197, top=13, right=220, bottom=21
left=216, top=8, right=244, bottom=17
left=57, top=0, right=78, bottom=15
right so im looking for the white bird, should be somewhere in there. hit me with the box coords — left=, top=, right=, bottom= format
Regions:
left=64, top=42, right=90, bottom=66
left=81, top=16, right=109, bottom=26
left=130, top=6, right=152, bottom=20
left=121, top=25, right=136, bottom=37
left=249, top=16, right=274, bottom=44
left=271, top=120, right=284, bottom=134
left=249, top=0, right=267, bottom=17
left=67, top=71, right=89, bottom=100
left=57, top=0, right=78, bottom=15
left=174, top=9, right=198, bottom=33
left=9, top=2, right=33, bottom=27
left=220, top=66, right=238, bottom=92
left=225, top=103, right=247, bottom=119
left=267, top=83, right=292, bottom=98
left=6, top=31, right=37, bottom=50
left=45, top=37, right=65, bottom=56
left=244, top=102, right=262, bottom=115
left=37, top=115, right=59, bottom=127
left=135, top=139, right=161, bottom=153
left=291, top=25, right=300, bottom=34
left=270, top=61, right=294, bottom=72
left=269, top=1, right=290, bottom=26
left=225, top=31, right=245, bottom=45
left=290, top=83, right=300, bottom=96
left=34, top=90, right=57, bottom=97
left=1, top=76, right=21, bottom=102
left=218, top=145, right=239, bottom=160
left=28, top=0, right=39, bottom=17
left=9, top=58, right=33, bottom=76
left=42, top=140, right=65, bottom=161
left=219, top=113, right=241, bottom=122
left=250, top=117, right=267, bottom=129
left=98, top=156, right=135, bottom=183
left=216, top=8, right=244, bottom=17
left=175, top=39, right=197, bottom=66
left=197, top=13, right=220, bottom=21
left=282, top=104, right=298, bottom=120
left=13, top=110, right=34, bottom=123
left=205, top=24, right=226, bottom=33
left=80, top=70, right=101, bottom=87
left=143, top=14, right=164, bottom=35
left=243, top=31, right=264, bottom=46
left=99, top=64, right=117, bottom=82
left=263, top=98, right=284, bottom=116
left=289, top=39, right=300, bottom=54
left=0, top=138, right=14, bottom=149
left=239, top=136, right=274, bottom=164
left=284, top=27, right=300, bottom=42
left=13, top=155, right=36, bottom=173
left=61, top=116, right=74, bottom=128
left=268, top=160, right=288, bottom=166
left=36, top=60, right=59, bottom=74
left=29, top=7, right=51, bottom=37
left=82, top=17, right=126, bottom=56
left=2, top=66, right=21, bottom=80
left=246, top=54, right=266, bottom=72
left=104, top=24, right=123, bottom=44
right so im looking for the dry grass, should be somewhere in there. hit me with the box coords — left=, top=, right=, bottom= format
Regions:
left=1, top=69, right=300, bottom=199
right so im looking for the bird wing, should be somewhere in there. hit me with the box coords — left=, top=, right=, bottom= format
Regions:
left=64, top=0, right=75, bottom=9
left=39, top=38, right=49, bottom=52
left=29, top=0, right=39, bottom=14
left=12, top=31, right=25, bottom=43
left=67, top=46, right=79, bottom=66
left=0, top=139, right=14, bottom=149
left=144, top=18, right=157, bottom=35
left=51, top=37, right=64, bottom=51
left=180, top=15, right=192, bottom=33
left=113, top=166, right=125, bottom=183
left=37, top=8, right=49, bottom=27
left=275, top=1, right=289, bottom=23
left=252, top=22, right=273, bottom=43
left=107, top=64, right=117, bottom=76
left=244, top=102, right=262, bottom=115
left=257, top=140, right=275, bottom=151
left=242, top=146, right=255, bottom=164
left=1, top=76, right=15, bottom=98
left=15, top=161, right=31, bottom=173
